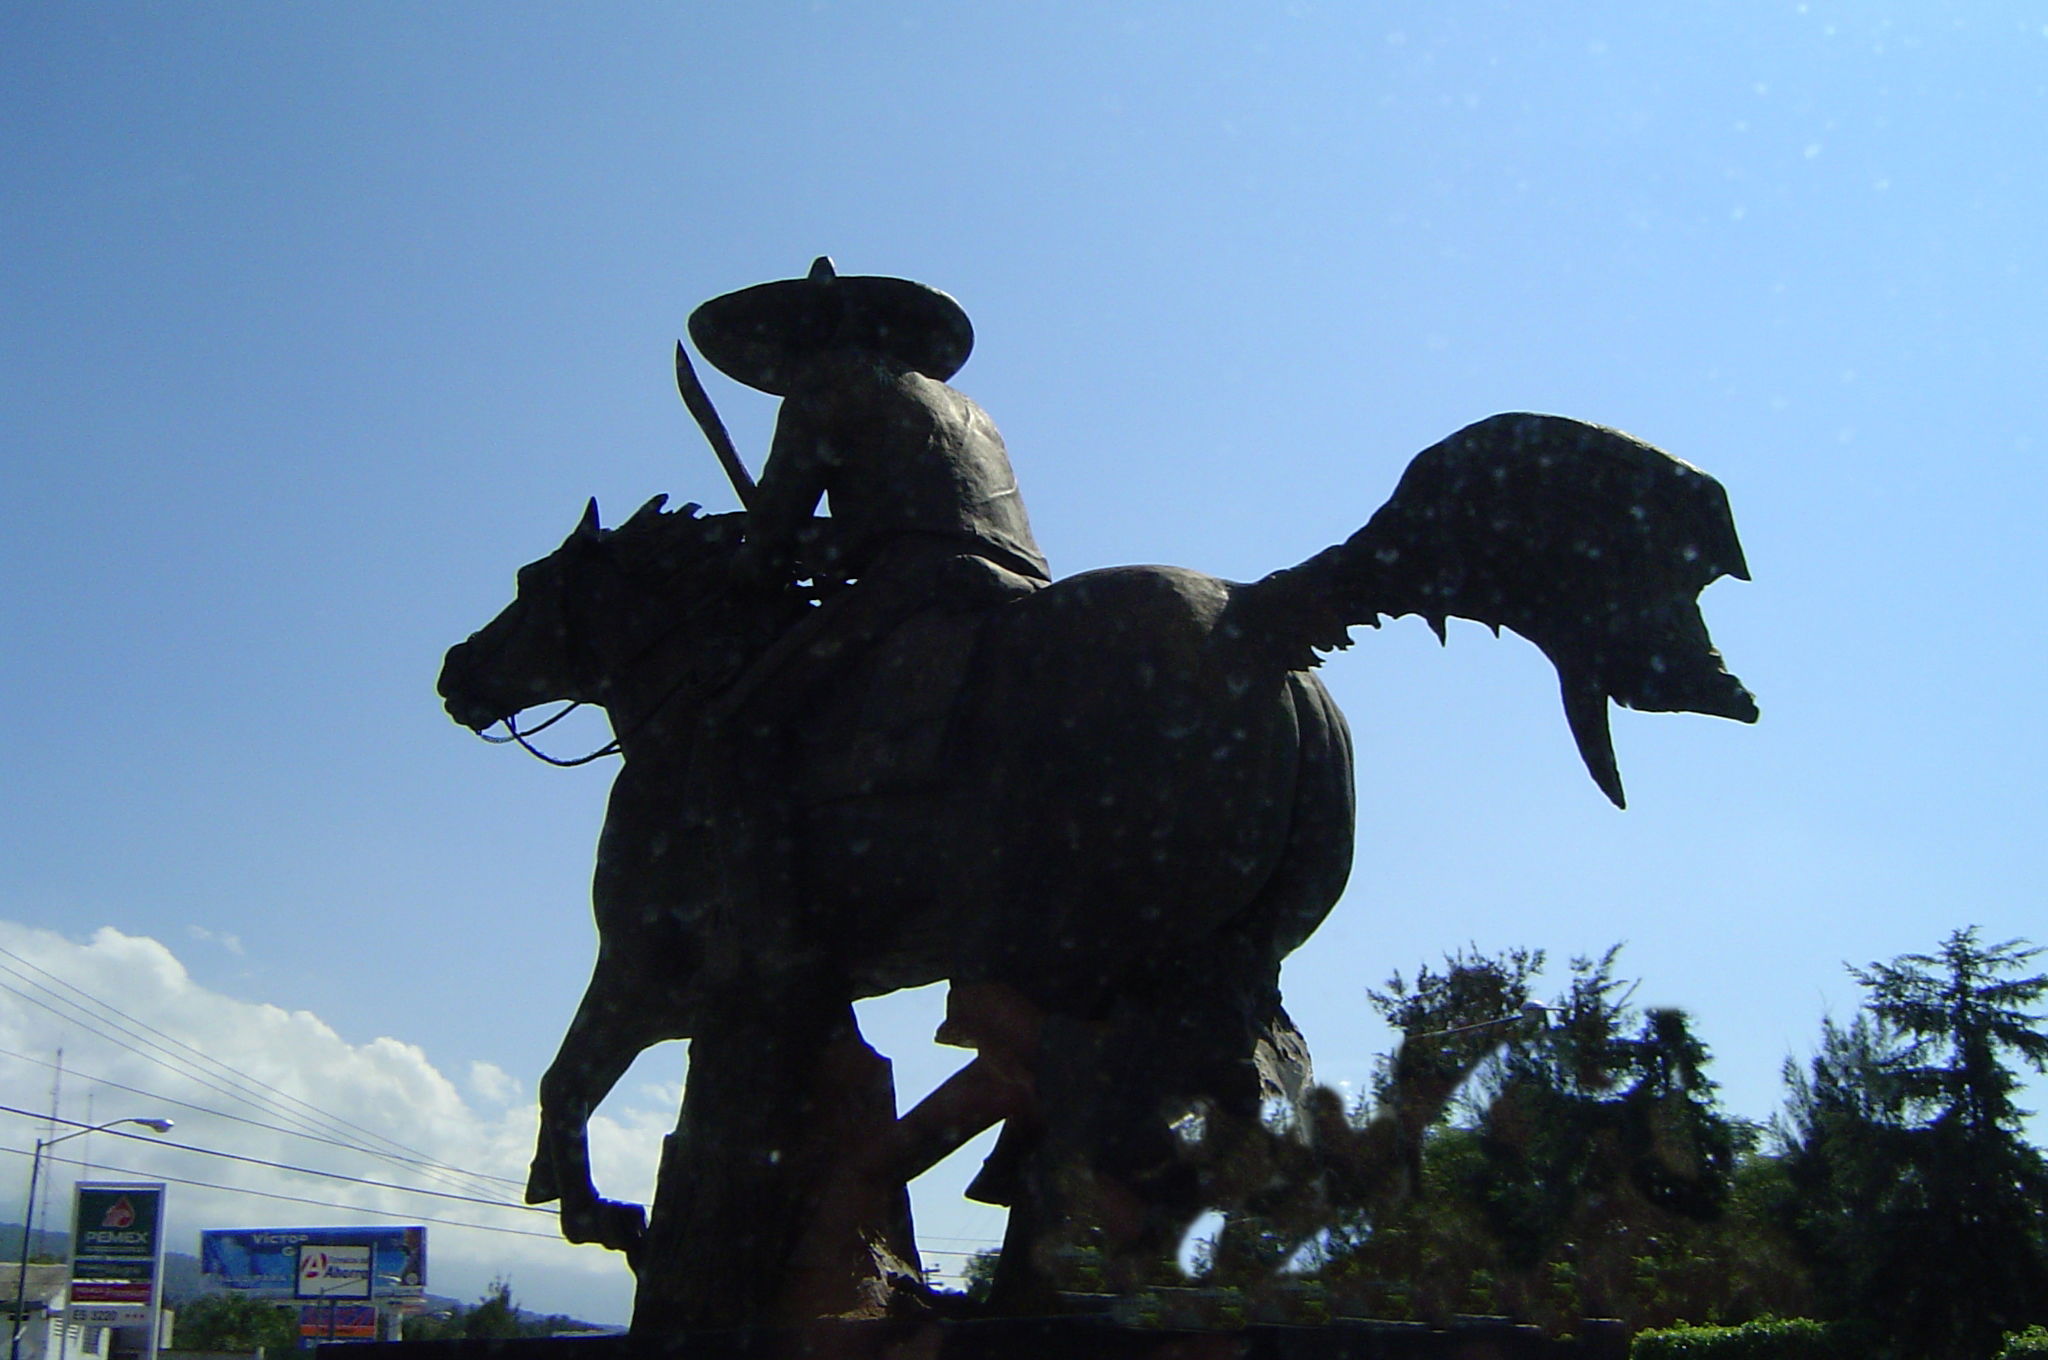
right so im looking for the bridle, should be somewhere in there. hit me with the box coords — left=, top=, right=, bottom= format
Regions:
left=479, top=702, right=619, bottom=767
left=470, top=529, right=805, bottom=768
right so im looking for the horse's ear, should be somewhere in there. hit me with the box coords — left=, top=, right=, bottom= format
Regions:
left=571, top=498, right=601, bottom=543
left=679, top=502, right=702, bottom=519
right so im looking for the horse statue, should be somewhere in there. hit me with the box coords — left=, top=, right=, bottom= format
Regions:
left=438, top=412, right=1754, bottom=1329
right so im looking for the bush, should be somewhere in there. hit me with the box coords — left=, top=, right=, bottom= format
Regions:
left=1632, top=1317, right=1845, bottom=1360
left=172, top=1293, right=301, bottom=1355
left=2000, top=1326, right=2048, bottom=1359
left=961, top=1248, right=1000, bottom=1303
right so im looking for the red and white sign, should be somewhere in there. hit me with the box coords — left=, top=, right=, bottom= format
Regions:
left=298, top=1304, right=379, bottom=1340
left=66, top=1183, right=165, bottom=1329
left=296, top=1243, right=374, bottom=1299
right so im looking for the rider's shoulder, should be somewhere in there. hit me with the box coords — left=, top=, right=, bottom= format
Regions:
left=791, top=352, right=965, bottom=419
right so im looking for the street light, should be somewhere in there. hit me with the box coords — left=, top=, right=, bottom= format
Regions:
left=10, top=1117, right=174, bottom=1360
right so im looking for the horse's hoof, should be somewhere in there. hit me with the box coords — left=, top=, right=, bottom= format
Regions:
left=560, top=1196, right=646, bottom=1255
left=600, top=1198, right=648, bottom=1256
left=524, top=1158, right=561, bottom=1206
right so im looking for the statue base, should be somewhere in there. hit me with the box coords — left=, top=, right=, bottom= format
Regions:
left=326, top=1315, right=1626, bottom=1359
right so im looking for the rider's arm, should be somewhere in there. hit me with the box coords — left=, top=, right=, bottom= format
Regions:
left=738, top=391, right=834, bottom=584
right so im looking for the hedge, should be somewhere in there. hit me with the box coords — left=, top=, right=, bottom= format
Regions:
left=2001, top=1326, right=2048, bottom=1359
left=1631, top=1318, right=1844, bottom=1360
left=1633, top=1317, right=2048, bottom=1359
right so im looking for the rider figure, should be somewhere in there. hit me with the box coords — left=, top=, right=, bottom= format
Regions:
left=688, top=259, right=1052, bottom=1056
left=693, top=256, right=1049, bottom=652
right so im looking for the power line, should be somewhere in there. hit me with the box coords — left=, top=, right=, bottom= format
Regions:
left=0, top=970, right=388, bottom=1159
left=0, top=945, right=473, bottom=1174
left=0, top=977, right=498, bottom=1208
left=0, top=1143, right=563, bottom=1243
left=4, top=1141, right=994, bottom=1277
left=0, top=944, right=471, bottom=1174
left=8, top=1135, right=982, bottom=1258
left=0, top=1104, right=550, bottom=1217
left=0, top=952, right=515, bottom=1201
left=2, top=1120, right=999, bottom=1258
left=0, top=1041, right=526, bottom=1191
left=0, top=952, right=1005, bottom=1265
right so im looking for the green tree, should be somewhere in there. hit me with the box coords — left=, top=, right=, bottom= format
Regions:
left=1366, top=944, right=1546, bottom=1113
left=461, top=1278, right=523, bottom=1339
left=1783, top=928, right=2048, bottom=1360
left=1324, top=945, right=1759, bottom=1333
left=1855, top=928, right=2048, bottom=1144
left=1466, top=948, right=1739, bottom=1270
left=1778, top=1014, right=1907, bottom=1330
left=400, top=1278, right=575, bottom=1342
left=173, top=1293, right=301, bottom=1355
left=961, top=1249, right=1000, bottom=1303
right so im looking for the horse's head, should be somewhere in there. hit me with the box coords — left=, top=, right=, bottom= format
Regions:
left=438, top=496, right=756, bottom=735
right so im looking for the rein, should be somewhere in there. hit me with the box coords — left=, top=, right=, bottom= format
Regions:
left=480, top=704, right=622, bottom=767
left=469, top=547, right=810, bottom=769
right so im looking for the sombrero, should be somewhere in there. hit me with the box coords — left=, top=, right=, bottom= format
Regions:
left=688, top=257, right=975, bottom=396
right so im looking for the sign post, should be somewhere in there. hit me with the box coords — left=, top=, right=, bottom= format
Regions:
left=295, top=1244, right=373, bottom=1344
left=63, top=1184, right=165, bottom=1360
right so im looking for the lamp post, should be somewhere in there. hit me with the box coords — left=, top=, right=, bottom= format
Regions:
left=10, top=1117, right=174, bottom=1360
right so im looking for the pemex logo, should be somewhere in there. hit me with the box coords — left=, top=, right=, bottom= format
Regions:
left=100, top=1197, right=136, bottom=1229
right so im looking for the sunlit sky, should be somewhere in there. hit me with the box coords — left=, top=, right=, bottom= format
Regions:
left=4, top=4, right=2045, bottom=1325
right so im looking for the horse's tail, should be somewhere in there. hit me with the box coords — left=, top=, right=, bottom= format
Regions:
left=1230, top=413, right=1757, bottom=807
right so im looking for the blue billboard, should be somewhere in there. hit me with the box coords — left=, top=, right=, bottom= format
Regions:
left=199, top=1226, right=426, bottom=1299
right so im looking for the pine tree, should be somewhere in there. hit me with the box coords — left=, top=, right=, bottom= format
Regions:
left=1783, top=928, right=2048, bottom=1360
left=1325, top=946, right=1748, bottom=1331
left=1469, top=948, right=1739, bottom=1274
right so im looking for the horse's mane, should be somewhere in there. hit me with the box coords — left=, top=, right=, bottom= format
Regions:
left=595, top=496, right=747, bottom=585
left=586, top=500, right=809, bottom=703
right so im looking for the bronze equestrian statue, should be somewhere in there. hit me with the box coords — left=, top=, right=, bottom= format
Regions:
left=437, top=260, right=1755, bottom=1331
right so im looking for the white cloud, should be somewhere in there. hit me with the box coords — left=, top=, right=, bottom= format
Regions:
left=634, top=1079, right=683, bottom=1110
left=0, top=922, right=662, bottom=1324
left=467, top=1061, right=521, bottom=1106
left=183, top=925, right=246, bottom=956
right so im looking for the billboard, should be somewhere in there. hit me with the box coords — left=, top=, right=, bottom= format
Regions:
left=66, top=1183, right=166, bottom=1328
left=295, top=1244, right=373, bottom=1299
left=201, top=1226, right=426, bottom=1299
left=297, top=1303, right=379, bottom=1341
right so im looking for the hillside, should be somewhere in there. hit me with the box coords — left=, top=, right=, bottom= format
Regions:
left=2, top=1221, right=203, bottom=1300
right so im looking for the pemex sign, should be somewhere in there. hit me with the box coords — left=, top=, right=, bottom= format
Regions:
left=65, top=1183, right=166, bottom=1328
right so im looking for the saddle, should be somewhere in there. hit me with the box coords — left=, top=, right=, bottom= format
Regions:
left=791, top=555, right=1041, bottom=805
left=795, top=608, right=983, bottom=803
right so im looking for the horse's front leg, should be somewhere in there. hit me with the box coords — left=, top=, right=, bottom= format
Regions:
left=533, top=758, right=708, bottom=1264
left=530, top=957, right=679, bottom=1263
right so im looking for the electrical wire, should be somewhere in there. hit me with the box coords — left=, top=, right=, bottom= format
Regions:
left=2, top=1138, right=995, bottom=1260
left=0, top=970, right=401, bottom=1162
left=0, top=952, right=515, bottom=1201
left=0, top=1104, right=549, bottom=1216
left=0, top=952, right=1008, bottom=1266
left=0, top=944, right=483, bottom=1179
left=0, top=1041, right=526, bottom=1191
left=0, top=1143, right=561, bottom=1242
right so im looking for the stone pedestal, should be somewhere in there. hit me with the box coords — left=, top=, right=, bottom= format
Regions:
left=327, top=1314, right=1628, bottom=1360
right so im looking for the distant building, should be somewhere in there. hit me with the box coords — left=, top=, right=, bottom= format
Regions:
left=5, top=1263, right=164, bottom=1360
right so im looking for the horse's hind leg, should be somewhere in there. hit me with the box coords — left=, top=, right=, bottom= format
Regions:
left=981, top=1007, right=1175, bottom=1309
left=988, top=957, right=1321, bottom=1304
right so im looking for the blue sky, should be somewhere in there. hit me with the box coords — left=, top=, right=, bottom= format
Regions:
left=4, top=3, right=2045, bottom=1324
